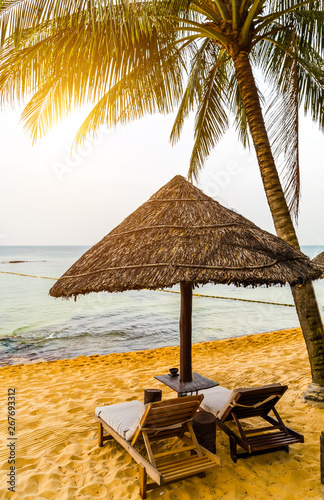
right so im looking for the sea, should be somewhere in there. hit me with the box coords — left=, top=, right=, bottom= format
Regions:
left=0, top=245, right=323, bottom=366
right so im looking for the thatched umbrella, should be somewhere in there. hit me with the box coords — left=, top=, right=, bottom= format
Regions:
left=312, top=252, right=324, bottom=278
left=50, top=175, right=320, bottom=382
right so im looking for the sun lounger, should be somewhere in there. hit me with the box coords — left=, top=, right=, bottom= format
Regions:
left=199, top=383, right=304, bottom=462
left=94, top=394, right=221, bottom=498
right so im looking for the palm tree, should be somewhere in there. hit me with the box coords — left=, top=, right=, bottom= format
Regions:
left=0, top=0, right=324, bottom=404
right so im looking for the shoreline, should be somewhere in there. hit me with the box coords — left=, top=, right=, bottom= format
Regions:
left=0, top=326, right=322, bottom=499
left=0, top=325, right=303, bottom=367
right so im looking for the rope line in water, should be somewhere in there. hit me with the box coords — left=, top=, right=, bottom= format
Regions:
left=0, top=270, right=57, bottom=280
left=0, top=269, right=299, bottom=308
left=159, top=289, right=295, bottom=307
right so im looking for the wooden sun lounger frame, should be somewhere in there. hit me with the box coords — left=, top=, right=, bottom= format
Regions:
left=214, top=384, right=304, bottom=462
left=94, top=395, right=221, bottom=498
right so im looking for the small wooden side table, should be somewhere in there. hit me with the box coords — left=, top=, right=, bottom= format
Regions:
left=192, top=410, right=216, bottom=454
left=144, top=388, right=162, bottom=404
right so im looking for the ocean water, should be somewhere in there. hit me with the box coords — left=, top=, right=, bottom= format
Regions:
left=0, top=245, right=323, bottom=365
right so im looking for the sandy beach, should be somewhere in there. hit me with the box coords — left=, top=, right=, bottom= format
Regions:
left=0, top=326, right=323, bottom=499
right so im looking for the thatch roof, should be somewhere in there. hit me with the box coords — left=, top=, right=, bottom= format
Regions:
left=312, top=252, right=324, bottom=278
left=50, top=175, right=320, bottom=298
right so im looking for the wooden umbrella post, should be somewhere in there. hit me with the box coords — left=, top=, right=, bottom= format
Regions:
left=180, top=282, right=193, bottom=383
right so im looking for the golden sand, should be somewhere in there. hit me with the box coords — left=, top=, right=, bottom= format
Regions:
left=0, top=327, right=323, bottom=499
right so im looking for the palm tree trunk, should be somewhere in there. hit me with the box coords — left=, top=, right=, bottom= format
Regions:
left=230, top=47, right=324, bottom=405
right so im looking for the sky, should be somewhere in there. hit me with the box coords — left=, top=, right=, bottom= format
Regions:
left=0, top=106, right=323, bottom=246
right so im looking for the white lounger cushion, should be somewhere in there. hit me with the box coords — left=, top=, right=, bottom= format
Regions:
left=199, top=384, right=284, bottom=420
left=95, top=400, right=146, bottom=441
left=199, top=386, right=232, bottom=418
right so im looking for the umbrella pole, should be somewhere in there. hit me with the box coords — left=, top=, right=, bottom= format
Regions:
left=180, top=282, right=193, bottom=383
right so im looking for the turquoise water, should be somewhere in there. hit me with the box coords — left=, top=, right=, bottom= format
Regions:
left=0, top=245, right=323, bottom=365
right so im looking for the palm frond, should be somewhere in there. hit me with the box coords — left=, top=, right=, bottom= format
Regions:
left=239, top=0, right=266, bottom=47
left=265, top=35, right=300, bottom=220
left=21, top=77, right=72, bottom=143
left=292, top=8, right=324, bottom=54
left=298, top=55, right=324, bottom=130
left=228, top=71, right=251, bottom=149
left=256, top=21, right=324, bottom=128
left=170, top=38, right=215, bottom=145
left=256, top=6, right=324, bottom=218
left=73, top=42, right=185, bottom=144
left=255, top=0, right=322, bottom=34
left=0, top=0, right=183, bottom=141
left=188, top=51, right=230, bottom=180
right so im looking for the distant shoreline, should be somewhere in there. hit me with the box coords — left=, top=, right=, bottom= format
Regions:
left=0, top=326, right=309, bottom=368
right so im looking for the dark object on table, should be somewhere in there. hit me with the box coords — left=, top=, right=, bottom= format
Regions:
left=192, top=410, right=216, bottom=454
left=155, top=372, right=218, bottom=397
left=144, top=389, right=162, bottom=404
left=169, top=368, right=179, bottom=377
left=201, top=383, right=304, bottom=462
